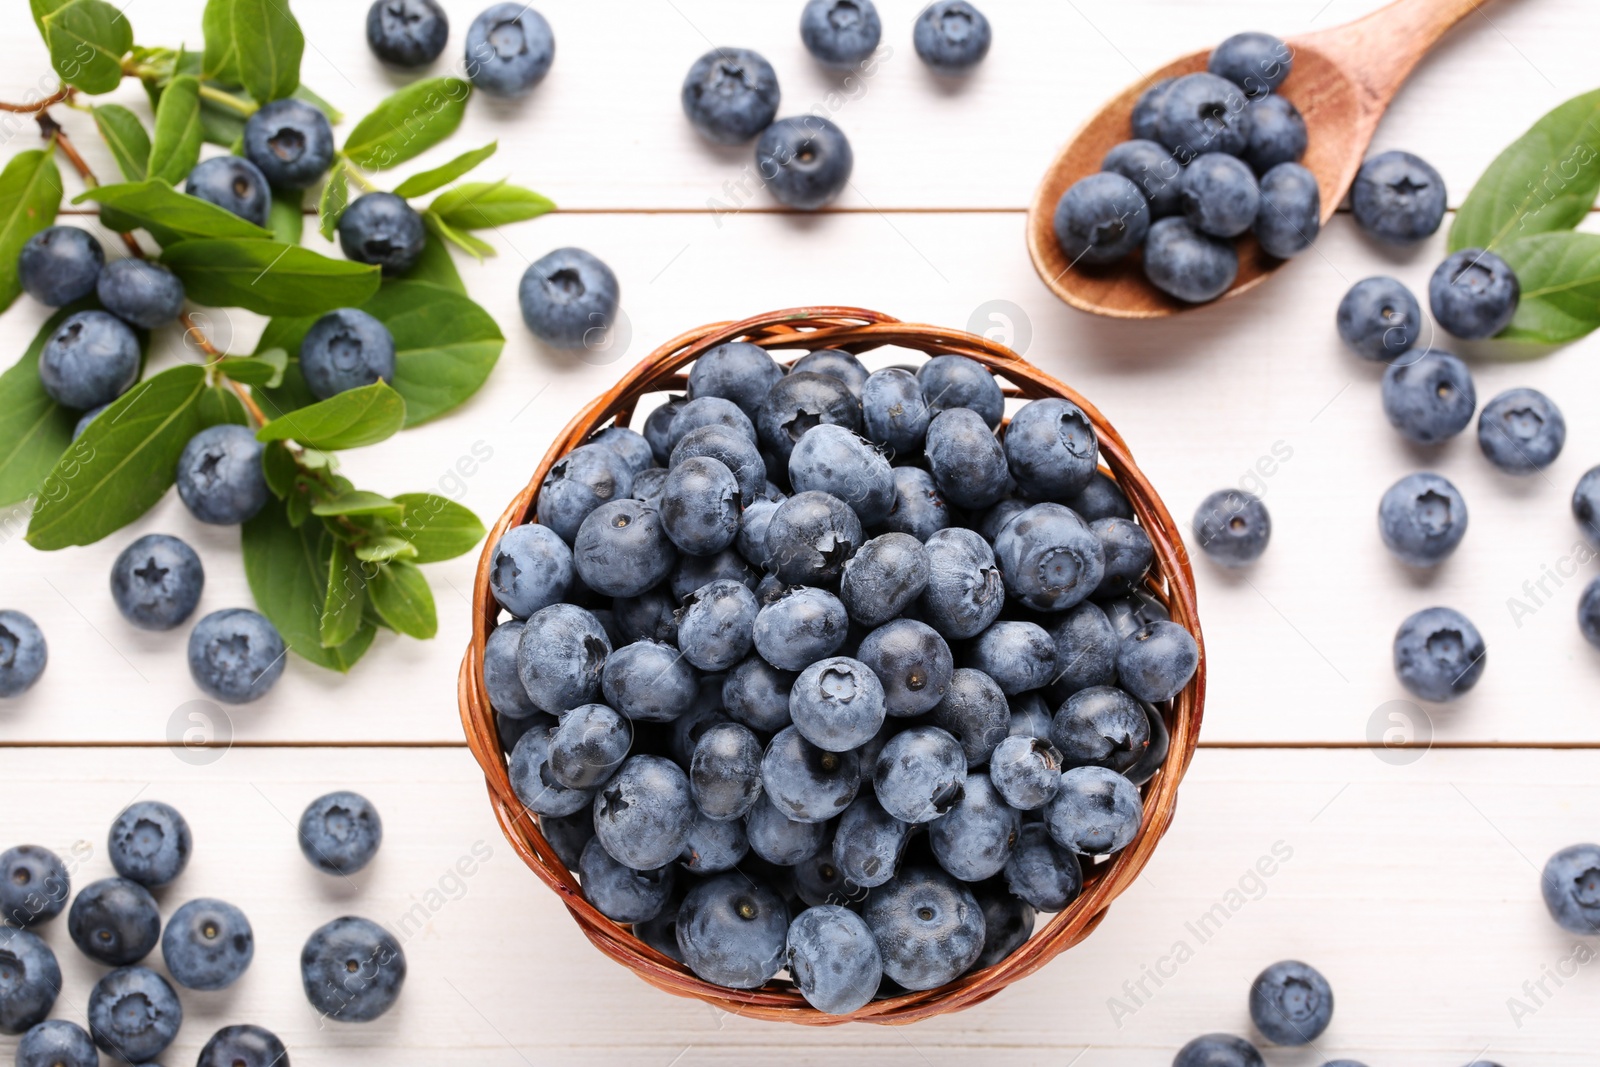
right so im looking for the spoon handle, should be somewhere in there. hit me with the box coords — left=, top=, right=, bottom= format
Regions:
left=1298, top=0, right=1485, bottom=116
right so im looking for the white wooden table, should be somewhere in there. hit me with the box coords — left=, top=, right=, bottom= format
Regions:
left=3, top=1, right=1599, bottom=1062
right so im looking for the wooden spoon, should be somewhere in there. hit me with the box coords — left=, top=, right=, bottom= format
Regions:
left=1026, top=0, right=1487, bottom=319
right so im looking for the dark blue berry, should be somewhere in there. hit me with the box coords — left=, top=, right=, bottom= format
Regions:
left=787, top=904, right=882, bottom=1013
left=519, top=247, right=620, bottom=349
left=875, top=466, right=951, bottom=539
left=16, top=1019, right=96, bottom=1067
left=1131, top=78, right=1173, bottom=142
left=721, top=655, right=796, bottom=733
left=197, top=1024, right=289, bottom=1067
left=918, top=355, right=1004, bottom=427
left=1379, top=472, right=1467, bottom=567
left=1004, top=397, right=1098, bottom=500
left=87, top=965, right=181, bottom=1062
left=516, top=603, right=610, bottom=713
left=858, top=619, right=954, bottom=718
left=801, top=0, right=882, bottom=68
left=1254, top=161, right=1320, bottom=258
left=0, top=930, right=59, bottom=1034
left=38, top=309, right=139, bottom=410
left=677, top=579, right=758, bottom=672
left=1048, top=600, right=1119, bottom=694
left=594, top=754, right=694, bottom=870
left=69, top=877, right=160, bottom=966
left=873, top=724, right=966, bottom=823
left=1338, top=276, right=1422, bottom=361
left=689, top=722, right=764, bottom=821
left=758, top=371, right=861, bottom=464
left=1582, top=579, right=1600, bottom=649
left=789, top=656, right=884, bottom=753
left=338, top=192, right=426, bottom=274
left=994, top=503, right=1105, bottom=611
left=1173, top=1034, right=1264, bottom=1067
left=766, top=491, right=862, bottom=586
left=1003, top=822, right=1082, bottom=911
left=1102, top=139, right=1183, bottom=218
left=684, top=817, right=751, bottom=872
left=660, top=456, right=740, bottom=555
left=509, top=722, right=592, bottom=816
left=1573, top=466, right=1600, bottom=542
left=926, top=408, right=1008, bottom=511
left=538, top=806, right=593, bottom=870
left=111, top=533, right=204, bottom=631
left=490, top=525, right=573, bottom=619
left=792, top=348, right=868, bottom=395
left=1192, top=488, right=1270, bottom=567
left=789, top=425, right=894, bottom=525
left=681, top=48, right=780, bottom=144
left=539, top=443, right=634, bottom=544
left=602, top=640, right=696, bottom=722
left=745, top=793, right=827, bottom=865
left=1142, top=216, right=1238, bottom=303
left=912, top=2, right=991, bottom=74
left=161, top=897, right=254, bottom=990
left=1156, top=73, right=1251, bottom=159
left=298, top=791, right=382, bottom=875
left=757, top=116, right=855, bottom=210
left=672, top=423, right=767, bottom=504
left=1382, top=349, right=1476, bottom=444
left=1180, top=152, right=1259, bottom=238
left=972, top=879, right=1034, bottom=969
left=1541, top=843, right=1600, bottom=934
left=1478, top=386, right=1563, bottom=474
left=988, top=734, right=1062, bottom=810
left=832, top=793, right=908, bottom=888
left=96, top=258, right=184, bottom=327
left=860, top=367, right=930, bottom=454
left=185, top=156, right=270, bottom=226
left=1249, top=960, right=1334, bottom=1046
left=840, top=532, right=928, bottom=626
left=1351, top=150, right=1446, bottom=243
left=1092, top=516, right=1153, bottom=598
left=578, top=836, right=674, bottom=922
left=0, top=845, right=68, bottom=928
left=1431, top=248, right=1519, bottom=339
left=574, top=499, right=676, bottom=599
left=968, top=621, right=1055, bottom=695
left=1209, top=31, right=1291, bottom=95
left=676, top=872, right=789, bottom=989
left=929, top=773, right=1019, bottom=881
left=1116, top=619, right=1199, bottom=703
left=861, top=866, right=984, bottom=989
left=761, top=725, right=860, bottom=823
left=929, top=667, right=1009, bottom=765
left=613, top=588, right=679, bottom=646
left=300, top=915, right=406, bottom=1022
left=18, top=226, right=103, bottom=305
left=549, top=703, right=631, bottom=789
left=367, top=0, right=449, bottom=67
left=689, top=342, right=785, bottom=418
left=1243, top=94, right=1306, bottom=172
left=1066, top=470, right=1133, bottom=522
left=1045, top=765, right=1141, bottom=855
left=299, top=307, right=395, bottom=400
left=588, top=425, right=655, bottom=476
left=464, top=3, right=554, bottom=97
left=753, top=586, right=849, bottom=671
left=1053, top=172, right=1151, bottom=264
left=108, top=800, right=191, bottom=888
left=1393, top=606, right=1485, bottom=702
left=1052, top=685, right=1149, bottom=772
left=175, top=424, right=270, bottom=525
left=244, top=98, right=335, bottom=188
left=1125, top=699, right=1170, bottom=787
left=186, top=608, right=285, bottom=704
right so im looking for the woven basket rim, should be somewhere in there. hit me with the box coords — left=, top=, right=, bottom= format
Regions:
left=457, top=306, right=1207, bottom=1025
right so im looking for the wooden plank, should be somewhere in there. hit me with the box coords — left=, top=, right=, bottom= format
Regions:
left=0, top=745, right=1592, bottom=1064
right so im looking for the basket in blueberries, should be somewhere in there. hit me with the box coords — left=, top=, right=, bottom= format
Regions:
left=458, top=307, right=1205, bottom=1023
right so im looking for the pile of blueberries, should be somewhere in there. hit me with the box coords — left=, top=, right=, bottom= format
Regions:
left=1173, top=958, right=1339, bottom=1066
left=0, top=791, right=395, bottom=1066
left=679, top=0, right=992, bottom=211
left=1054, top=31, right=1321, bottom=303
left=480, top=340, right=1199, bottom=1013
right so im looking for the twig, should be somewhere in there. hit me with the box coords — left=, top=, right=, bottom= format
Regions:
left=0, top=87, right=71, bottom=113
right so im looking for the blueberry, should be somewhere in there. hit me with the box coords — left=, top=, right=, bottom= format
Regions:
left=929, top=667, right=1009, bottom=765
left=1338, top=276, right=1423, bottom=362
left=613, top=588, right=679, bottom=646
left=1193, top=488, right=1270, bottom=568
left=688, top=722, right=763, bottom=821
left=676, top=579, right=758, bottom=672
left=689, top=342, right=786, bottom=418
left=632, top=466, right=670, bottom=508
left=1393, top=606, right=1485, bottom=702
left=1430, top=248, right=1520, bottom=339
left=876, top=466, right=951, bottom=540
left=1351, top=150, right=1446, bottom=243
left=1102, top=139, right=1183, bottom=218
left=787, top=656, right=883, bottom=753
left=367, top=0, right=449, bottom=66
left=1582, top=579, right=1600, bottom=650
left=96, top=258, right=184, bottom=328
left=87, top=965, right=181, bottom=1062
left=1143, top=216, right=1238, bottom=303
left=1541, top=842, right=1600, bottom=934
left=16, top=1019, right=96, bottom=1067
left=766, top=491, right=862, bottom=586
left=1046, top=601, right=1119, bottom=695
left=994, top=503, right=1105, bottom=611
left=801, top=0, right=881, bottom=69
left=338, top=192, right=426, bottom=274
left=677, top=872, right=789, bottom=988
left=301, top=915, right=406, bottom=1022
left=489, top=524, right=574, bottom=618
left=578, top=836, right=673, bottom=922
left=972, top=879, right=1034, bottom=969
left=108, top=800, right=191, bottom=888
left=198, top=1024, right=289, bottom=1067
left=791, top=349, right=869, bottom=397
left=1156, top=72, right=1251, bottom=159
left=968, top=621, right=1055, bottom=696
left=929, top=774, right=1018, bottom=882
left=926, top=408, right=1009, bottom=511
left=108, top=535, right=204, bottom=635
left=788, top=425, right=894, bottom=525
left=919, top=355, right=1004, bottom=427
left=593, top=754, right=694, bottom=870
left=1125, top=700, right=1171, bottom=786
left=1173, top=1034, right=1265, bottom=1067
left=517, top=603, right=611, bottom=712
left=1477, top=386, right=1564, bottom=474
left=860, top=367, right=931, bottom=454
left=588, top=425, right=655, bottom=476
left=681, top=811, right=750, bottom=873
left=1003, top=397, right=1098, bottom=500
left=548, top=703, right=631, bottom=790
left=1103, top=588, right=1171, bottom=639
left=1116, top=619, right=1199, bottom=704
left=1573, top=466, right=1600, bottom=542
left=681, top=47, right=780, bottom=145
left=539, top=443, right=634, bottom=544
left=600, top=640, right=695, bottom=723
left=1209, top=32, right=1292, bottom=96
left=244, top=98, right=335, bottom=189
left=786, top=904, right=881, bottom=1014
left=722, top=655, right=796, bottom=733
left=912, top=1, right=991, bottom=74
left=1092, top=516, right=1154, bottom=598
left=1378, top=472, right=1467, bottom=568
left=1131, top=77, right=1173, bottom=142
left=1250, top=959, right=1334, bottom=1046
left=1254, top=161, right=1320, bottom=258
left=839, top=533, right=927, bottom=627
left=761, top=725, right=860, bottom=823
left=917, top=529, right=1005, bottom=639
left=873, top=724, right=966, bottom=823
left=464, top=3, right=554, bottom=97
left=759, top=371, right=862, bottom=464
left=643, top=396, right=688, bottom=463
left=176, top=424, right=269, bottom=525
left=576, top=507, right=675, bottom=612
left=858, top=619, right=954, bottom=718
left=18, top=226, right=103, bottom=305
left=37, top=309, right=139, bottom=411
left=69, top=877, right=160, bottom=966
left=72, top=403, right=107, bottom=440
left=0, top=930, right=59, bottom=1034
left=0, top=611, right=47, bottom=700
left=634, top=887, right=687, bottom=962
left=1180, top=152, right=1260, bottom=238
left=0, top=845, right=69, bottom=928
left=753, top=586, right=849, bottom=671
left=186, top=608, right=286, bottom=704
left=669, top=399, right=758, bottom=460
left=298, top=790, right=383, bottom=875
left=988, top=734, right=1062, bottom=810
left=509, top=723, right=592, bottom=816
left=519, top=246, right=620, bottom=349
left=298, top=307, right=395, bottom=400
left=1066, top=470, right=1133, bottom=522
left=161, top=898, right=253, bottom=991
left=660, top=456, right=740, bottom=556
left=756, top=115, right=854, bottom=211
left=862, top=866, right=984, bottom=989
left=184, top=156, right=270, bottom=226
left=673, top=423, right=768, bottom=504
left=1045, top=765, right=1141, bottom=855
left=1242, top=94, right=1307, bottom=172
left=1052, top=685, right=1149, bottom=772
left=745, top=793, right=827, bottom=864
left=831, top=793, right=908, bottom=888
left=537, top=805, right=593, bottom=869
left=1053, top=172, right=1151, bottom=264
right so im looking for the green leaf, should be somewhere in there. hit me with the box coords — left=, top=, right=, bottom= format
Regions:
left=407, top=229, right=465, bottom=294
left=200, top=0, right=240, bottom=83
left=92, top=104, right=151, bottom=181
left=25, top=365, right=208, bottom=550
left=390, top=492, right=485, bottom=563
left=197, top=384, right=249, bottom=427
left=31, top=0, right=132, bottom=95
left=392, top=141, right=498, bottom=199
left=223, top=348, right=287, bottom=388
left=367, top=561, right=436, bottom=638
left=0, top=149, right=63, bottom=313
left=430, top=180, right=555, bottom=230
left=343, top=77, right=472, bottom=171
left=161, top=238, right=381, bottom=316
left=354, top=535, right=417, bottom=563
left=243, top=496, right=377, bottom=671
left=76, top=179, right=271, bottom=246
left=269, top=188, right=304, bottom=245
left=312, top=489, right=404, bottom=521
left=0, top=304, right=82, bottom=508
left=256, top=381, right=406, bottom=450
left=238, top=0, right=304, bottom=102
left=147, top=74, right=204, bottom=185
left=317, top=160, right=349, bottom=241
left=1493, top=231, right=1600, bottom=343
left=424, top=210, right=495, bottom=260
left=261, top=439, right=297, bottom=497
left=1450, top=89, right=1600, bottom=253
left=321, top=539, right=369, bottom=648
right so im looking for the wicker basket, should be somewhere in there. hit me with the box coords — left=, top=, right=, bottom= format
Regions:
left=458, top=306, right=1206, bottom=1025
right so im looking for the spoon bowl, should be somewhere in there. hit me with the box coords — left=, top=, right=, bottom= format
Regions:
left=1027, top=0, right=1487, bottom=319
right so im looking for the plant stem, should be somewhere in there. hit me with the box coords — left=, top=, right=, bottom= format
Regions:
left=197, top=84, right=258, bottom=118
left=0, top=87, right=71, bottom=113
left=343, top=162, right=379, bottom=193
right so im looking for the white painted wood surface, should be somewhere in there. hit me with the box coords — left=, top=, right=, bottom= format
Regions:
left=1, top=0, right=1599, bottom=1063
